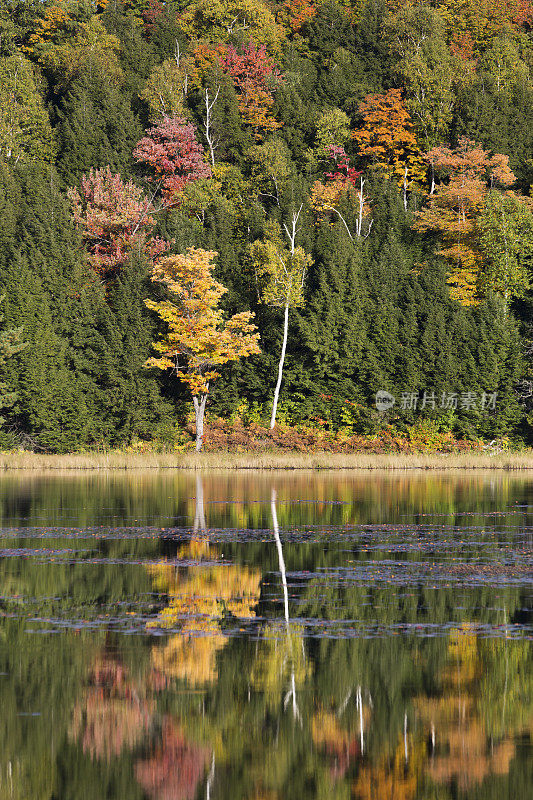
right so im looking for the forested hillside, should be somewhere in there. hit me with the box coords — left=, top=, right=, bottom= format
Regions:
left=1, top=0, right=533, bottom=451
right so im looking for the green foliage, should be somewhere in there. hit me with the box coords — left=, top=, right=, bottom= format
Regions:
left=0, top=0, right=529, bottom=448
left=0, top=53, right=55, bottom=165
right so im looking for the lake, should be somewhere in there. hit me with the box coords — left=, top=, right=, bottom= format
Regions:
left=0, top=471, right=531, bottom=799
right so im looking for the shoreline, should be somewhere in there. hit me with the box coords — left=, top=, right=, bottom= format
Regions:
left=1, top=450, right=533, bottom=471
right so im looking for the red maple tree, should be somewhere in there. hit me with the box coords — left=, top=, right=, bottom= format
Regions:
left=68, top=166, right=169, bottom=284
left=133, top=116, right=212, bottom=206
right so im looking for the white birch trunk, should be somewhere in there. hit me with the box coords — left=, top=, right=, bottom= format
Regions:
left=193, top=392, right=208, bottom=451
left=270, top=301, right=289, bottom=429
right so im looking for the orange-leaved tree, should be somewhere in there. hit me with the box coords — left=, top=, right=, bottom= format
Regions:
left=352, top=88, right=425, bottom=206
left=145, top=248, right=260, bottom=450
left=310, top=145, right=372, bottom=240
left=413, top=138, right=516, bottom=305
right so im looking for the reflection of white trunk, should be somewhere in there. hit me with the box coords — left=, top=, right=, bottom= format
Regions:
left=404, top=712, right=408, bottom=763
left=271, top=488, right=289, bottom=625
left=503, top=605, right=509, bottom=729
left=272, top=488, right=301, bottom=723
left=356, top=685, right=364, bottom=755
left=206, top=752, right=215, bottom=800
left=193, top=474, right=206, bottom=535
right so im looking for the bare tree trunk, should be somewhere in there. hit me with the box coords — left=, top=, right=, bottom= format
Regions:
left=193, top=392, right=208, bottom=451
left=203, top=86, right=220, bottom=167
left=270, top=301, right=289, bottom=429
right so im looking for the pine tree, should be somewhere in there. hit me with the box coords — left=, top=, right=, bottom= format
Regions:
left=54, top=73, right=142, bottom=186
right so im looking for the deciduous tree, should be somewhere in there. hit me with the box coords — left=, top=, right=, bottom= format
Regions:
left=133, top=116, right=213, bottom=206
left=479, top=191, right=533, bottom=305
left=310, top=146, right=372, bottom=240
left=414, top=137, right=516, bottom=304
left=68, top=166, right=168, bottom=284
left=352, top=88, right=425, bottom=204
left=177, top=0, right=286, bottom=55
left=0, top=53, right=55, bottom=165
left=140, top=48, right=199, bottom=122
left=251, top=210, right=312, bottom=427
left=145, top=248, right=260, bottom=450
left=222, top=42, right=282, bottom=138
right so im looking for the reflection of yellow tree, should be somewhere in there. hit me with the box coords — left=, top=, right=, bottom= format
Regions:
left=251, top=622, right=310, bottom=702
left=414, top=626, right=518, bottom=790
left=149, top=542, right=261, bottom=686
left=353, top=737, right=425, bottom=800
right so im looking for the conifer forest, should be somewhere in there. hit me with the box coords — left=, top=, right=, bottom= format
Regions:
left=1, top=0, right=533, bottom=452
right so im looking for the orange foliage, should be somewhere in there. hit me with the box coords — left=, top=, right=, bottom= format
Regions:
left=353, top=738, right=425, bottom=800
left=311, top=709, right=361, bottom=780
left=352, top=89, right=425, bottom=189
left=414, top=627, right=517, bottom=790
left=276, top=0, right=317, bottom=33
left=414, top=138, right=515, bottom=304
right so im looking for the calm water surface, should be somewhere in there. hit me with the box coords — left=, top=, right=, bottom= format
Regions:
left=0, top=471, right=532, bottom=799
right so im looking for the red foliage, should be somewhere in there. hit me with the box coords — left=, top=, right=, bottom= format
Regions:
left=68, top=166, right=169, bottom=284
left=142, top=0, right=164, bottom=33
left=323, top=145, right=361, bottom=187
left=135, top=718, right=211, bottom=800
left=222, top=42, right=281, bottom=89
left=70, top=653, right=154, bottom=761
left=450, top=31, right=477, bottom=63
left=221, top=42, right=283, bottom=136
left=133, top=116, right=212, bottom=206
left=193, top=417, right=483, bottom=454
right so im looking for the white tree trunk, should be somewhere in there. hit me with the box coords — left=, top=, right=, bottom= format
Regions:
left=203, top=87, right=220, bottom=167
left=270, top=302, right=289, bottom=429
left=193, top=393, right=208, bottom=451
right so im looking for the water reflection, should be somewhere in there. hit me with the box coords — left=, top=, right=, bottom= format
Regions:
left=0, top=471, right=530, bottom=799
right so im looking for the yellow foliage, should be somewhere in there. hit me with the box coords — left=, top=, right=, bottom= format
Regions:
left=145, top=247, right=260, bottom=396
left=148, top=546, right=261, bottom=685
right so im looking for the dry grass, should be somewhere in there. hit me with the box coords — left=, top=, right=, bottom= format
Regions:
left=1, top=449, right=533, bottom=471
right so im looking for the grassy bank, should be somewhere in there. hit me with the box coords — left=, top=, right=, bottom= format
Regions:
left=1, top=450, right=533, bottom=470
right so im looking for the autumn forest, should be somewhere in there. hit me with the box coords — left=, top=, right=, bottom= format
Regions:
left=1, top=0, right=533, bottom=451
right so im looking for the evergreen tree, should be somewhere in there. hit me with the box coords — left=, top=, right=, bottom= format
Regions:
left=53, top=73, right=142, bottom=186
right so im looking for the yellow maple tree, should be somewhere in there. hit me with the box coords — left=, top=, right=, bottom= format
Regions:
left=145, top=248, right=260, bottom=450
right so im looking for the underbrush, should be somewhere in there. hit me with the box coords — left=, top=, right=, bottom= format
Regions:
left=178, top=416, right=488, bottom=454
